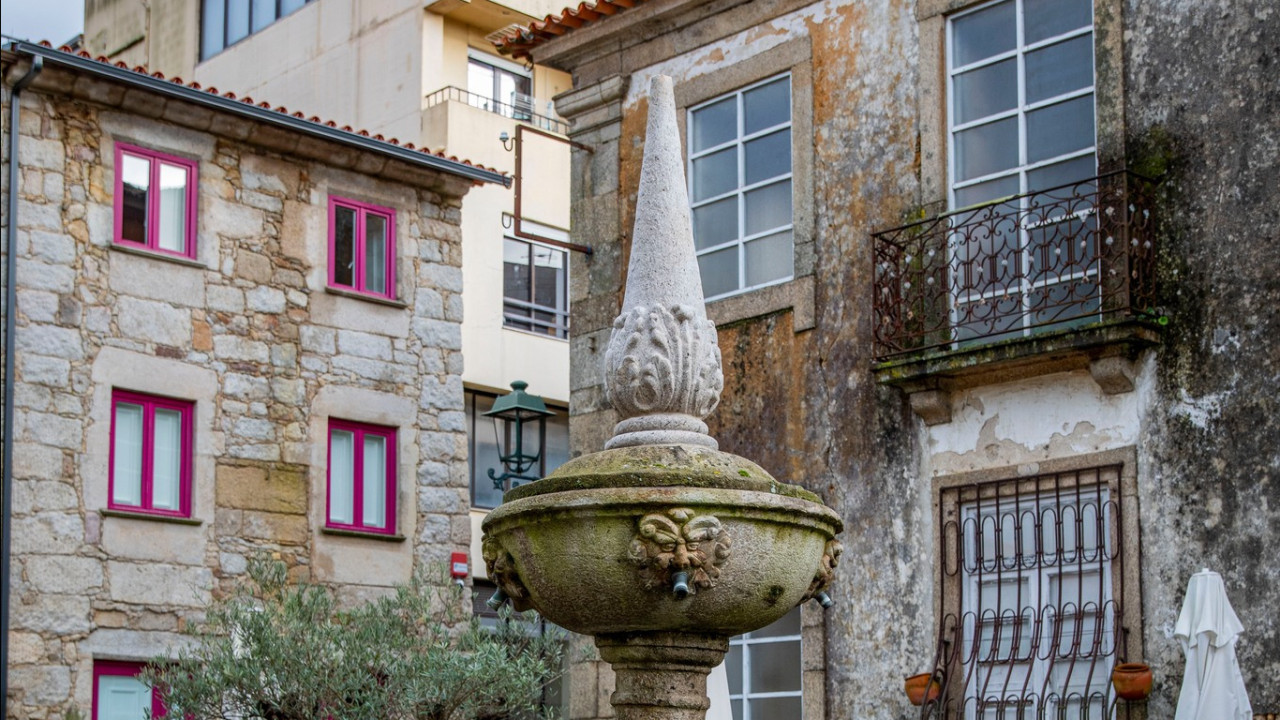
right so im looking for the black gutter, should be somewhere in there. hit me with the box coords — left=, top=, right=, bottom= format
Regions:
left=3, top=40, right=511, bottom=187
left=2, top=53, right=44, bottom=720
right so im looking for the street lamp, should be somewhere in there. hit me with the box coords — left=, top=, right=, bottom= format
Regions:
left=485, top=380, right=554, bottom=495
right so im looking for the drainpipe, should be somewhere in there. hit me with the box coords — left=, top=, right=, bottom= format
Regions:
left=2, top=52, right=44, bottom=719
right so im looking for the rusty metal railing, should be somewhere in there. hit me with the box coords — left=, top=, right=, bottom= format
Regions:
left=921, top=467, right=1140, bottom=720
left=872, top=171, right=1158, bottom=360
left=423, top=85, right=569, bottom=135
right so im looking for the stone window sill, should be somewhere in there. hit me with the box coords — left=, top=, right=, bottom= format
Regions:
left=324, top=286, right=409, bottom=309
left=110, top=242, right=209, bottom=269
left=99, top=508, right=204, bottom=526
left=874, top=319, right=1162, bottom=425
left=706, top=276, right=814, bottom=331
left=320, top=526, right=407, bottom=543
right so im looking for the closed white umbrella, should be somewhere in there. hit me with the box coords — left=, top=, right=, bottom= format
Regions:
left=1174, top=568, right=1253, bottom=720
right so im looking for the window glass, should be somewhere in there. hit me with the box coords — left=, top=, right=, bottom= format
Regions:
left=362, top=434, right=387, bottom=528
left=952, top=59, right=1017, bottom=125
left=503, top=238, right=567, bottom=338
left=1025, top=35, right=1094, bottom=104
left=201, top=0, right=226, bottom=60
left=953, top=117, right=1019, bottom=182
left=467, top=390, right=568, bottom=509
left=1025, top=95, right=1095, bottom=163
left=951, top=0, right=1016, bottom=66
left=364, top=213, right=388, bottom=295
left=112, top=403, right=144, bottom=506
left=1024, top=0, right=1092, bottom=43
left=329, top=429, right=355, bottom=525
left=119, top=154, right=150, bottom=244
left=688, top=74, right=793, bottom=299
left=728, top=608, right=802, bottom=720
left=157, top=163, right=188, bottom=253
left=97, top=674, right=151, bottom=720
left=152, top=408, right=183, bottom=511
left=333, top=206, right=356, bottom=288
left=226, top=0, right=251, bottom=45
left=251, top=0, right=276, bottom=32
left=281, top=0, right=306, bottom=14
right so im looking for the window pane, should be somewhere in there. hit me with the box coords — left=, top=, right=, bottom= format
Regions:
left=744, top=230, right=793, bottom=287
left=691, top=97, right=736, bottom=153
left=364, top=213, right=388, bottom=294
left=157, top=163, right=189, bottom=253
left=281, top=0, right=306, bottom=14
left=251, top=0, right=276, bottom=32
left=362, top=434, right=387, bottom=528
left=953, top=58, right=1017, bottom=125
left=504, top=238, right=532, bottom=303
left=748, top=695, right=802, bottom=720
left=698, top=246, right=738, bottom=298
left=1025, top=35, right=1093, bottom=104
left=532, top=246, right=565, bottom=311
left=692, top=196, right=738, bottom=251
left=226, top=0, right=250, bottom=45
left=333, top=206, right=356, bottom=287
left=201, top=0, right=226, bottom=58
left=1024, top=0, right=1092, bottom=44
left=743, top=76, right=790, bottom=135
left=952, top=0, right=1015, bottom=66
left=691, top=147, right=737, bottom=202
left=120, top=154, right=150, bottom=244
left=329, top=430, right=355, bottom=525
left=726, top=646, right=743, bottom=694
left=954, top=173, right=1020, bottom=208
left=545, top=413, right=569, bottom=474
left=471, top=395, right=504, bottom=509
left=954, top=117, right=1019, bottom=181
left=468, top=61, right=496, bottom=103
left=1026, top=155, right=1096, bottom=193
left=743, top=179, right=791, bottom=236
left=744, top=129, right=791, bottom=186
left=1026, top=94, right=1095, bottom=163
left=152, top=408, right=183, bottom=511
left=748, top=640, right=801, bottom=692
left=98, top=673, right=151, bottom=720
left=112, top=403, right=144, bottom=507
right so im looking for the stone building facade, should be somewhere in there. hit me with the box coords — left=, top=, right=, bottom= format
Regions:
left=2, top=41, right=504, bottom=718
left=493, top=0, right=1280, bottom=718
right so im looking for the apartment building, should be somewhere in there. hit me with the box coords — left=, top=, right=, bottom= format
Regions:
left=2, top=38, right=505, bottom=718
left=80, top=0, right=582, bottom=574
left=494, top=0, right=1279, bottom=718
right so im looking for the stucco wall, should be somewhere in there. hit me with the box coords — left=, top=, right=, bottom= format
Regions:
left=2, top=69, right=474, bottom=717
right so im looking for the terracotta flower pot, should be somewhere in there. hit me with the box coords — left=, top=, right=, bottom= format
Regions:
left=904, top=673, right=942, bottom=706
left=1112, top=662, right=1153, bottom=700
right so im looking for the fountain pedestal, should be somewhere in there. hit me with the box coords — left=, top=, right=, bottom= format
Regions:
left=597, top=632, right=728, bottom=720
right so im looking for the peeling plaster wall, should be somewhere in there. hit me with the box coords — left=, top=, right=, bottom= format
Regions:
left=543, top=0, right=1279, bottom=717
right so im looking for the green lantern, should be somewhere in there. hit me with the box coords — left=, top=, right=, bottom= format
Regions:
left=484, top=380, right=555, bottom=495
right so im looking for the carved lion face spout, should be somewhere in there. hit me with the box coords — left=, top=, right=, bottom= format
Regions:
left=630, top=508, right=732, bottom=595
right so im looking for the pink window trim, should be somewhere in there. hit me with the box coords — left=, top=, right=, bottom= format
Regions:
left=327, top=196, right=398, bottom=300
left=92, top=659, right=167, bottom=720
left=325, top=418, right=398, bottom=535
left=112, top=143, right=200, bottom=259
left=107, top=389, right=195, bottom=519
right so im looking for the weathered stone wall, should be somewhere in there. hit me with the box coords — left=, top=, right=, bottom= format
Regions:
left=2, top=70, right=473, bottom=718
left=544, top=0, right=1278, bottom=718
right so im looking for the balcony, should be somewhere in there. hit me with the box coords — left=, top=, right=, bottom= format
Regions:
left=871, top=172, right=1162, bottom=421
left=424, top=86, right=568, bottom=135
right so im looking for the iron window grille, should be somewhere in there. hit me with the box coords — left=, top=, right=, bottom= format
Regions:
left=922, top=465, right=1141, bottom=719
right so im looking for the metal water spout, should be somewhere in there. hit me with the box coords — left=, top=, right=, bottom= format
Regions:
left=481, top=75, right=843, bottom=720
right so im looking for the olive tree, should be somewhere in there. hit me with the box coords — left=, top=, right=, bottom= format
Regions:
left=144, top=558, right=562, bottom=720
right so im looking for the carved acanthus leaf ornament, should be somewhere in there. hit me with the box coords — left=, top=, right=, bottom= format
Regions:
left=604, top=304, right=724, bottom=425
left=629, top=508, right=731, bottom=595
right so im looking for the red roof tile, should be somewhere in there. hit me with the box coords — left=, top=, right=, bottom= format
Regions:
left=28, top=40, right=505, bottom=178
left=490, top=0, right=650, bottom=59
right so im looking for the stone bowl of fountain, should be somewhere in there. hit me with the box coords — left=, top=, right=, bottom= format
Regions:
left=481, top=75, right=842, bottom=720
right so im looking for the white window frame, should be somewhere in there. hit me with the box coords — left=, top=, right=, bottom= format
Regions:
left=727, top=608, right=803, bottom=720
left=501, top=223, right=570, bottom=341
left=945, top=0, right=1099, bottom=343
left=687, top=73, right=794, bottom=302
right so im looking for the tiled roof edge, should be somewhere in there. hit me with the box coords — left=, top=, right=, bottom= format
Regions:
left=3, top=40, right=511, bottom=187
left=490, top=0, right=649, bottom=59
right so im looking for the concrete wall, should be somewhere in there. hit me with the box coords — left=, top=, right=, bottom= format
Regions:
left=536, top=0, right=1279, bottom=717
left=2, top=65, right=475, bottom=717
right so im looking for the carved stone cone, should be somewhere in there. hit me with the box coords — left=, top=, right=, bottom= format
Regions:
left=604, top=75, right=724, bottom=450
left=480, top=74, right=843, bottom=720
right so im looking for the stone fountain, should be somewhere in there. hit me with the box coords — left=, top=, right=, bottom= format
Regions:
left=481, top=75, right=843, bottom=720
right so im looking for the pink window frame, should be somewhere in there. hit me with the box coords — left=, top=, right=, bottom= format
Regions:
left=325, top=418, right=398, bottom=534
left=108, top=389, right=195, bottom=518
left=112, top=143, right=200, bottom=259
left=92, top=660, right=166, bottom=720
left=327, top=196, right=398, bottom=299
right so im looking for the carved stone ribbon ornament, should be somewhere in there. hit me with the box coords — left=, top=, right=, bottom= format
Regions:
left=481, top=535, right=533, bottom=612
left=604, top=303, right=724, bottom=449
left=800, top=539, right=843, bottom=604
left=630, top=508, right=731, bottom=595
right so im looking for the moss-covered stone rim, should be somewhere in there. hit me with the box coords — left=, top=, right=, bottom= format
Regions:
left=503, top=444, right=824, bottom=503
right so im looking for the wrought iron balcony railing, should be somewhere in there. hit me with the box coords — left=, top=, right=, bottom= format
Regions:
left=424, top=85, right=569, bottom=135
left=872, top=171, right=1158, bottom=361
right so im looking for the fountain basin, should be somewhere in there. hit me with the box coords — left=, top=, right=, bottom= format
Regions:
left=481, top=444, right=843, bottom=636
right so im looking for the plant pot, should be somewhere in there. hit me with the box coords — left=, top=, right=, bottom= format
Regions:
left=904, top=673, right=942, bottom=706
left=1112, top=662, right=1153, bottom=700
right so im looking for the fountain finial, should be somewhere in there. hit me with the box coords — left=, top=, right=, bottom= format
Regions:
left=603, top=75, right=724, bottom=450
